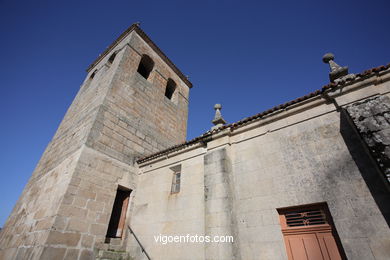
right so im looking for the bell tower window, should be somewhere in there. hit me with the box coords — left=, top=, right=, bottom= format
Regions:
left=108, top=52, right=117, bottom=64
left=137, top=54, right=154, bottom=80
left=165, top=78, right=176, bottom=100
left=90, top=70, right=97, bottom=79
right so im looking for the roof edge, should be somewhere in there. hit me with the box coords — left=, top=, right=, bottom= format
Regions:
left=86, top=23, right=193, bottom=88
left=137, top=62, right=390, bottom=164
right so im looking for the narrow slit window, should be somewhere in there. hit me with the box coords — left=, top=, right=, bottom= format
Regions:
left=170, top=165, right=181, bottom=194
left=171, top=171, right=181, bottom=193
left=106, top=187, right=131, bottom=239
left=165, top=78, right=176, bottom=100
left=137, top=54, right=154, bottom=79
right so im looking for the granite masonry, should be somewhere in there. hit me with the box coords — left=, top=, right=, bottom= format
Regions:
left=0, top=24, right=389, bottom=260
left=346, top=95, right=390, bottom=184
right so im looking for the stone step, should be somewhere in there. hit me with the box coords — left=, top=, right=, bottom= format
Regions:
left=109, top=238, right=122, bottom=246
left=105, top=237, right=126, bottom=251
left=97, top=250, right=132, bottom=260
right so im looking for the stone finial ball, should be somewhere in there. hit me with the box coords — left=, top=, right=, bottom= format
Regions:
left=322, top=53, right=335, bottom=63
left=214, top=104, right=222, bottom=110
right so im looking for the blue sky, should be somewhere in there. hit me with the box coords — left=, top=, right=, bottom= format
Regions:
left=1, top=0, right=389, bottom=226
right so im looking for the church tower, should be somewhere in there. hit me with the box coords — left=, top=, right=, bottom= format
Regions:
left=0, top=24, right=192, bottom=260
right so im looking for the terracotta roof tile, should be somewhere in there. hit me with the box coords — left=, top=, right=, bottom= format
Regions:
left=137, top=62, right=390, bottom=164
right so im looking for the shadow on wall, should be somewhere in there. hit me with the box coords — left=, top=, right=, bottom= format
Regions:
left=340, top=109, right=390, bottom=226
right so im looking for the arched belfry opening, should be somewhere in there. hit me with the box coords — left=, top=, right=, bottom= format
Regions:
left=137, top=54, right=154, bottom=79
left=165, top=78, right=176, bottom=100
left=90, top=69, right=97, bottom=79
left=108, top=52, right=117, bottom=64
left=84, top=69, right=97, bottom=88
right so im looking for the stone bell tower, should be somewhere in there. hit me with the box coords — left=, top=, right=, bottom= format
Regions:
left=0, top=23, right=192, bottom=260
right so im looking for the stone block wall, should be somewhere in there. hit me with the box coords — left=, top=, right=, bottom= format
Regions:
left=204, top=147, right=239, bottom=260
left=0, top=41, right=119, bottom=259
left=96, top=34, right=188, bottom=146
left=40, top=146, right=137, bottom=259
left=0, top=28, right=191, bottom=260
left=86, top=33, right=190, bottom=166
left=0, top=145, right=138, bottom=259
left=136, top=74, right=390, bottom=259
left=230, top=111, right=390, bottom=259
left=0, top=148, right=82, bottom=259
left=346, top=95, right=390, bottom=184
left=33, top=61, right=113, bottom=177
left=131, top=150, right=205, bottom=260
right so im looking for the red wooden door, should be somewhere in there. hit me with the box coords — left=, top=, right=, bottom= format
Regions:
left=284, top=226, right=342, bottom=260
left=278, top=203, right=346, bottom=260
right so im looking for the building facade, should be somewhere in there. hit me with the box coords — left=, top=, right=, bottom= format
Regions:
left=0, top=24, right=389, bottom=260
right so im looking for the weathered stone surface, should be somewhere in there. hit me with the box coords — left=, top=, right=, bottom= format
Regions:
left=346, top=95, right=390, bottom=182
left=133, top=92, right=390, bottom=260
left=67, top=218, right=89, bottom=233
left=64, top=248, right=80, bottom=260
left=81, top=234, right=95, bottom=248
left=89, top=223, right=107, bottom=236
left=40, top=247, right=66, bottom=260
left=204, top=148, right=239, bottom=260
left=46, top=231, right=81, bottom=246
left=79, top=249, right=94, bottom=260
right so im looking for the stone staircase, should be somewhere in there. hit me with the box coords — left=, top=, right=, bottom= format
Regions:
left=96, top=238, right=131, bottom=260
left=96, top=227, right=151, bottom=260
left=96, top=247, right=149, bottom=260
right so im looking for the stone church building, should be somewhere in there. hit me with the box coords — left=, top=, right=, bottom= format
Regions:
left=0, top=24, right=390, bottom=260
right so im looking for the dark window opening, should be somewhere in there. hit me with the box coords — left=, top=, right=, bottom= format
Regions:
left=108, top=52, right=117, bottom=64
left=90, top=70, right=97, bottom=79
left=165, top=79, right=177, bottom=100
left=137, top=55, right=154, bottom=79
left=106, top=188, right=131, bottom=239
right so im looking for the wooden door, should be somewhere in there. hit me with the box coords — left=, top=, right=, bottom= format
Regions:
left=116, top=195, right=130, bottom=237
left=284, top=227, right=342, bottom=260
left=278, top=203, right=346, bottom=260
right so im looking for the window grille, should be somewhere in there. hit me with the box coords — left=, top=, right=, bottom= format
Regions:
left=284, top=208, right=327, bottom=227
